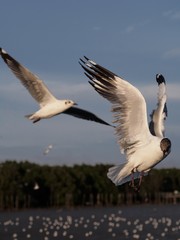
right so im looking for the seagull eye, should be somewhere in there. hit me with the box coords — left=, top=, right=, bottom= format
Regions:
left=65, top=101, right=71, bottom=105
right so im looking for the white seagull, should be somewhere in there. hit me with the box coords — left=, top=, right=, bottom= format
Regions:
left=0, top=48, right=112, bottom=126
left=80, top=57, right=171, bottom=190
left=43, top=144, right=53, bottom=155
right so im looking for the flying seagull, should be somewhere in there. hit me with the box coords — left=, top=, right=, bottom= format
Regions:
left=0, top=48, right=112, bottom=126
left=149, top=74, right=167, bottom=137
left=43, top=144, right=53, bottom=155
left=80, top=57, right=171, bottom=191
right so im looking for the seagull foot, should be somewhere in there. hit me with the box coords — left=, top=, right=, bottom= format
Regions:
left=129, top=168, right=136, bottom=188
left=129, top=169, right=144, bottom=192
left=133, top=172, right=144, bottom=192
left=133, top=185, right=140, bottom=192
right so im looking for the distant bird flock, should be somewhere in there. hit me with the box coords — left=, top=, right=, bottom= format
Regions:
left=1, top=206, right=179, bottom=239
left=0, top=48, right=171, bottom=190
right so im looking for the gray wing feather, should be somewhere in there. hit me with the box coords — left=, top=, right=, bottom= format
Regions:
left=149, top=74, right=167, bottom=137
left=0, top=48, right=56, bottom=107
left=80, top=57, right=151, bottom=154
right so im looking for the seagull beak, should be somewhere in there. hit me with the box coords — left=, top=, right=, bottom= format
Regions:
left=73, top=102, right=78, bottom=106
left=163, top=150, right=169, bottom=157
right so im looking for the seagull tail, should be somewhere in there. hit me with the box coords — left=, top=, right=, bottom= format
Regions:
left=24, top=114, right=40, bottom=123
left=107, top=163, right=137, bottom=186
left=25, top=114, right=33, bottom=119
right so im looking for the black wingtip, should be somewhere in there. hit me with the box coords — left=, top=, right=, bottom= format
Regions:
left=79, top=58, right=85, bottom=65
left=156, top=74, right=166, bottom=85
left=88, top=80, right=94, bottom=88
left=0, top=48, right=7, bottom=55
left=0, top=48, right=9, bottom=63
left=84, top=56, right=89, bottom=61
left=79, top=56, right=89, bottom=63
left=0, top=47, right=4, bottom=56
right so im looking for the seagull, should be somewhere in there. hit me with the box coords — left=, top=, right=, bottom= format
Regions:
left=149, top=74, right=167, bottom=138
left=33, top=182, right=40, bottom=190
left=43, top=144, right=53, bottom=155
left=80, top=57, right=171, bottom=190
left=0, top=48, right=112, bottom=126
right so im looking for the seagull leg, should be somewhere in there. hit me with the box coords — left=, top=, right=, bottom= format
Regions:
left=129, top=167, right=143, bottom=192
left=133, top=172, right=144, bottom=192
left=138, top=172, right=144, bottom=187
left=129, top=169, right=135, bottom=188
left=129, top=168, right=144, bottom=192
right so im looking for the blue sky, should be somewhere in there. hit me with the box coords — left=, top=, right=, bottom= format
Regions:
left=0, top=0, right=180, bottom=168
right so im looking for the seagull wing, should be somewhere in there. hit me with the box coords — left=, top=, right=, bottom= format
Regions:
left=0, top=48, right=57, bottom=107
left=63, top=106, right=113, bottom=126
left=80, top=57, right=152, bottom=155
left=149, top=74, right=167, bottom=138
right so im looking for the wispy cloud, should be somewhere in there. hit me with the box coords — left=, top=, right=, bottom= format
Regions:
left=139, top=83, right=180, bottom=101
left=0, top=74, right=92, bottom=105
left=52, top=82, right=90, bottom=97
left=163, top=48, right=180, bottom=59
left=163, top=10, right=180, bottom=20
left=0, top=71, right=89, bottom=93
left=163, top=10, right=173, bottom=18
left=92, top=26, right=101, bottom=31
left=166, top=83, right=180, bottom=100
left=125, top=25, right=135, bottom=34
left=123, top=19, right=150, bottom=35
left=2, top=72, right=180, bottom=105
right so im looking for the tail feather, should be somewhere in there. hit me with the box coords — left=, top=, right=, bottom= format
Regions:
left=107, top=163, right=141, bottom=186
left=24, top=114, right=40, bottom=123
left=25, top=114, right=33, bottom=119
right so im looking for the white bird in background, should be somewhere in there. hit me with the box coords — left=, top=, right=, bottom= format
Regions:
left=33, top=182, right=40, bottom=190
left=80, top=57, right=171, bottom=191
left=0, top=48, right=112, bottom=126
left=43, top=144, right=53, bottom=155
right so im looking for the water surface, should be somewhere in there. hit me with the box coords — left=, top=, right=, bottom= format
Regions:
left=0, top=204, right=179, bottom=239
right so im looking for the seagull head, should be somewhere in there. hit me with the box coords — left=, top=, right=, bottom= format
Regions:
left=160, top=138, right=171, bottom=157
left=156, top=74, right=166, bottom=85
left=64, top=100, right=78, bottom=106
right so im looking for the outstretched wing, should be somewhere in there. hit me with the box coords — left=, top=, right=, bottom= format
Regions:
left=0, top=48, right=57, bottom=107
left=63, top=106, right=113, bottom=126
left=149, top=74, right=167, bottom=138
left=79, top=57, right=152, bottom=155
